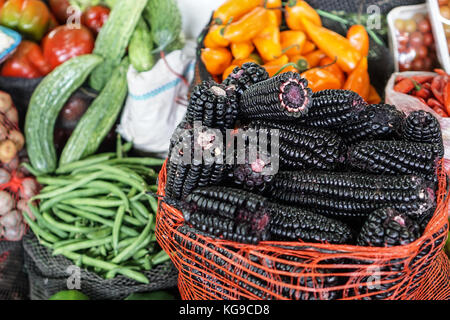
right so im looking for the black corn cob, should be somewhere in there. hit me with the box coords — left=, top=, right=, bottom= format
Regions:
left=225, top=129, right=276, bottom=192
left=183, top=210, right=270, bottom=244
left=270, top=171, right=434, bottom=218
left=297, top=89, right=367, bottom=128
left=403, top=110, right=444, bottom=157
left=267, top=203, right=353, bottom=244
left=240, top=72, right=313, bottom=120
left=347, top=140, right=442, bottom=177
left=165, top=128, right=226, bottom=199
left=357, top=208, right=421, bottom=247
left=222, top=62, right=269, bottom=97
left=249, top=121, right=346, bottom=171
left=336, top=103, right=405, bottom=144
left=186, top=80, right=239, bottom=130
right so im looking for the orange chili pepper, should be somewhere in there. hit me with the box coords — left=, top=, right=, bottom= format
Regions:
left=265, top=54, right=289, bottom=66
left=280, top=30, right=306, bottom=56
left=231, top=41, right=254, bottom=59
left=253, top=10, right=282, bottom=62
left=231, top=57, right=258, bottom=67
left=301, top=68, right=342, bottom=92
left=343, top=57, right=370, bottom=101
left=204, top=25, right=229, bottom=48
left=223, top=7, right=268, bottom=43
left=347, top=25, right=370, bottom=57
left=222, top=64, right=239, bottom=82
left=301, top=17, right=362, bottom=73
left=301, top=40, right=316, bottom=55
left=285, top=0, right=321, bottom=31
left=201, top=47, right=233, bottom=76
left=289, top=54, right=309, bottom=72
left=304, top=50, right=326, bottom=68
left=367, top=85, right=382, bottom=104
left=264, top=64, right=298, bottom=77
left=265, top=0, right=282, bottom=24
left=213, top=0, right=263, bottom=25
left=319, top=57, right=345, bottom=87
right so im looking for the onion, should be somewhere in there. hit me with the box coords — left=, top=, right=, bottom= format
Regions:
left=0, top=91, right=12, bottom=114
left=0, top=191, right=14, bottom=216
left=0, top=168, right=10, bottom=184
left=8, top=130, right=24, bottom=151
left=3, top=155, right=19, bottom=172
left=0, top=140, right=17, bottom=164
left=5, top=107, right=18, bottom=126
left=4, top=223, right=25, bottom=241
left=17, top=199, right=35, bottom=221
left=0, top=210, right=21, bottom=228
left=19, top=178, right=39, bottom=200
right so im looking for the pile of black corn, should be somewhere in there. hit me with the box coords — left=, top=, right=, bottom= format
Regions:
left=165, top=63, right=443, bottom=248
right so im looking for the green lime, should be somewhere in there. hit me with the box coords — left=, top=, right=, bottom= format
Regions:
left=49, top=290, right=90, bottom=300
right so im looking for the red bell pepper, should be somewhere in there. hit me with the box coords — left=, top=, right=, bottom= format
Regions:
left=0, top=0, right=52, bottom=41
left=42, top=24, right=94, bottom=70
left=1, top=40, right=51, bottom=78
left=81, top=5, right=110, bottom=35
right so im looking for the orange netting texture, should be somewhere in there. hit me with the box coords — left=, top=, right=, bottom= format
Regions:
left=156, top=161, right=450, bottom=300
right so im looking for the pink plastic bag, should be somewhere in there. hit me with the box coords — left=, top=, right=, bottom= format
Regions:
left=385, top=71, right=450, bottom=173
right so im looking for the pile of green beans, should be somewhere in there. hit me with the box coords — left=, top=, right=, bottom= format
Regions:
left=23, top=150, right=169, bottom=284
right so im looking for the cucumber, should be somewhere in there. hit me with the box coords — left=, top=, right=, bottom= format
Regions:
left=129, top=18, right=154, bottom=73
left=89, top=0, right=147, bottom=91
left=60, top=58, right=129, bottom=166
left=25, top=54, right=103, bottom=175
left=144, top=0, right=182, bottom=52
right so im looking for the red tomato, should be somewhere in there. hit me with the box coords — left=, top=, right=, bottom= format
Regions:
left=49, top=0, right=71, bottom=24
left=81, top=5, right=110, bottom=34
left=42, top=25, right=95, bottom=70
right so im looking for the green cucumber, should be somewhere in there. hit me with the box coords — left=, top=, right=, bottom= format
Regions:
left=129, top=18, right=154, bottom=72
left=60, top=58, right=129, bottom=166
left=89, top=0, right=147, bottom=91
left=25, top=54, right=103, bottom=175
left=145, top=0, right=182, bottom=52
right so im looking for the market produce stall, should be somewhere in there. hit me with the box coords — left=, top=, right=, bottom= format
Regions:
left=0, top=0, right=448, bottom=301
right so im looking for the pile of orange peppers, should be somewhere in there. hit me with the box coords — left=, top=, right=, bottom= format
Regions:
left=201, top=0, right=381, bottom=104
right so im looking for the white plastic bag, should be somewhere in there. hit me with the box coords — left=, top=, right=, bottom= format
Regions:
left=385, top=71, right=450, bottom=171
left=117, top=41, right=196, bottom=157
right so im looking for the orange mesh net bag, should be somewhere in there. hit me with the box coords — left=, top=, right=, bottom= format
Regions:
left=156, top=161, right=450, bottom=300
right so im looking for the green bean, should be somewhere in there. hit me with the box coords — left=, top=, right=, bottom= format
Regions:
left=34, top=171, right=104, bottom=200
left=53, top=237, right=112, bottom=256
left=130, top=192, right=146, bottom=202
left=52, top=207, right=79, bottom=223
left=117, top=134, right=123, bottom=159
left=75, top=205, right=115, bottom=217
left=85, top=180, right=129, bottom=211
left=40, top=189, right=110, bottom=212
left=112, top=215, right=153, bottom=264
left=106, top=158, right=165, bottom=167
left=122, top=141, right=133, bottom=154
left=131, top=206, right=148, bottom=225
left=113, top=206, right=125, bottom=254
left=132, top=249, right=148, bottom=260
left=146, top=194, right=158, bottom=213
left=118, top=165, right=156, bottom=177
left=105, top=267, right=148, bottom=284
left=52, top=238, right=84, bottom=250
left=40, top=185, right=60, bottom=193
left=21, top=163, right=42, bottom=177
left=56, top=204, right=139, bottom=237
left=43, top=212, right=94, bottom=234
left=127, top=188, right=137, bottom=198
left=141, top=256, right=152, bottom=271
left=91, top=174, right=147, bottom=193
left=117, top=236, right=139, bottom=249
left=61, top=198, right=124, bottom=208
left=22, top=210, right=59, bottom=243
left=131, top=201, right=152, bottom=221
left=149, top=185, right=158, bottom=192
left=56, top=153, right=115, bottom=174
left=151, top=250, right=170, bottom=265
left=28, top=204, right=69, bottom=239
left=60, top=251, right=149, bottom=284
left=37, top=176, right=75, bottom=186
left=86, top=227, right=112, bottom=240
left=72, top=164, right=139, bottom=180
